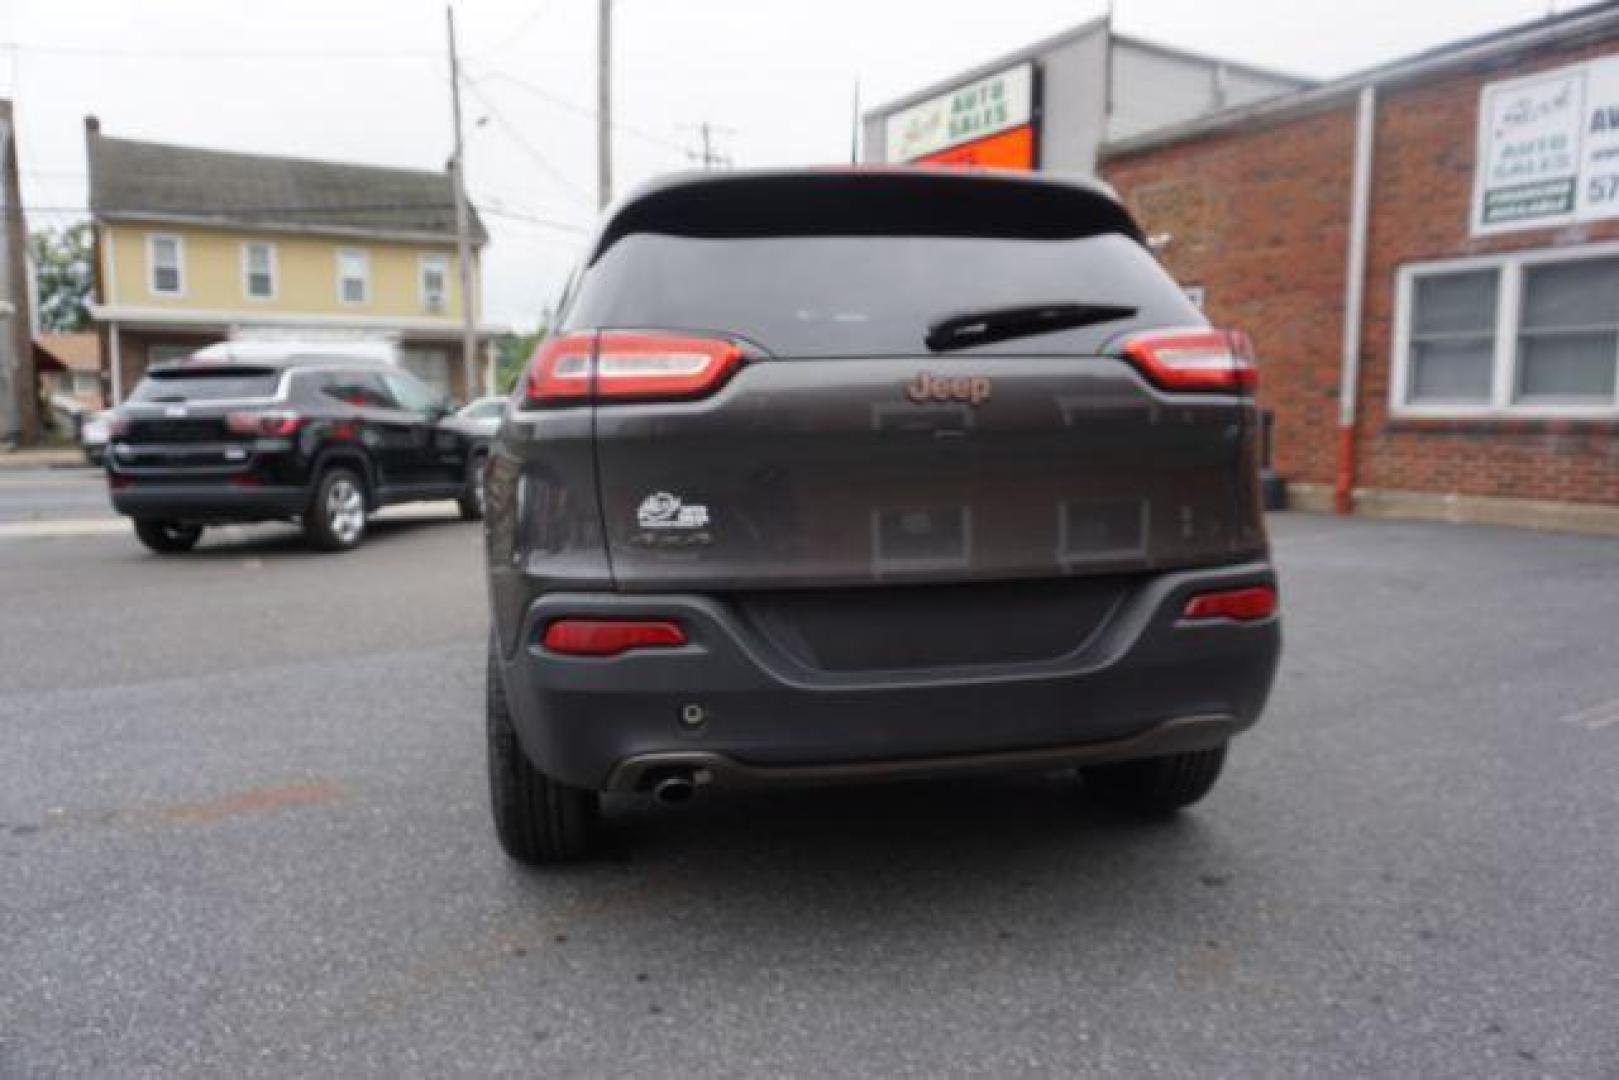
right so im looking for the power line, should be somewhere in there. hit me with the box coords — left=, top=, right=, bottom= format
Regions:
left=460, top=75, right=595, bottom=206
left=468, top=69, right=687, bottom=157
left=465, top=1, right=555, bottom=62
left=475, top=203, right=588, bottom=234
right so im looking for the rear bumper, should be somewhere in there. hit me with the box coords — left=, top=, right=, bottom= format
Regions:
left=111, top=482, right=307, bottom=523
left=497, top=561, right=1281, bottom=792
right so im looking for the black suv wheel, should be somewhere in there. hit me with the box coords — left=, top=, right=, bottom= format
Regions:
left=487, top=633, right=600, bottom=864
left=133, top=518, right=203, bottom=554
left=304, top=467, right=368, bottom=552
left=1080, top=744, right=1229, bottom=816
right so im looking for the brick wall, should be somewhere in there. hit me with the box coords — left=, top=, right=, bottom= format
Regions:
left=1102, top=36, right=1619, bottom=508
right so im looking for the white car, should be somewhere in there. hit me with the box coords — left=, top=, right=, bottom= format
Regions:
left=450, top=396, right=506, bottom=439
left=80, top=410, right=112, bottom=466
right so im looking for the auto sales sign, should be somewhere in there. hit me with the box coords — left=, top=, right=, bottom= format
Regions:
left=884, top=63, right=1035, bottom=166
left=1473, top=55, right=1619, bottom=234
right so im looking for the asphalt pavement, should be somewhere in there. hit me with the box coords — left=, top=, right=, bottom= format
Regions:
left=0, top=466, right=113, bottom=525
left=2, top=490, right=1617, bottom=1077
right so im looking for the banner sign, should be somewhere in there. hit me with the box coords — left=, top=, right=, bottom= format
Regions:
left=916, top=125, right=1035, bottom=170
left=885, top=63, right=1034, bottom=164
left=1473, top=55, right=1619, bottom=235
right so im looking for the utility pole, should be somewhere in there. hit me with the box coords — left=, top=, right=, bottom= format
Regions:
left=446, top=5, right=478, bottom=403
left=597, top=0, right=613, bottom=209
left=685, top=122, right=733, bottom=169
left=850, top=79, right=861, bottom=164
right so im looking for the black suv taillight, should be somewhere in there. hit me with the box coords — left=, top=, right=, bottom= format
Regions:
left=225, top=410, right=302, bottom=436
left=523, top=332, right=745, bottom=407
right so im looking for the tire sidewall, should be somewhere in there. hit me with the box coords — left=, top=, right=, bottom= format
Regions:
left=459, top=449, right=488, bottom=522
left=306, top=467, right=367, bottom=551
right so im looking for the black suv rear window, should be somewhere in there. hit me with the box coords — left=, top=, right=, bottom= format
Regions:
left=565, top=173, right=1202, bottom=358
left=130, top=366, right=279, bottom=402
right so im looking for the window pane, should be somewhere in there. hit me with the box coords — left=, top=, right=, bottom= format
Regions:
left=246, top=245, right=271, bottom=272
left=1409, top=337, right=1494, bottom=403
left=1521, top=257, right=1619, bottom=330
left=248, top=272, right=273, bottom=297
left=385, top=370, right=444, bottom=412
left=153, top=266, right=180, bottom=292
left=1516, top=331, right=1618, bottom=402
left=1413, top=270, right=1498, bottom=334
left=342, top=278, right=365, bottom=303
left=152, top=238, right=177, bottom=267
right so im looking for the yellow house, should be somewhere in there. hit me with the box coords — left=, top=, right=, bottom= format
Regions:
left=84, top=118, right=500, bottom=403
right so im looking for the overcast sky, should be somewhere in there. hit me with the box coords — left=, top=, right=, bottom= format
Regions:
left=1, top=0, right=1602, bottom=329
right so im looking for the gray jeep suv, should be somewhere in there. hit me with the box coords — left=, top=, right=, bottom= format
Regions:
left=483, top=168, right=1281, bottom=864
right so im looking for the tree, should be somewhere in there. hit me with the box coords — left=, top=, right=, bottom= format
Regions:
left=494, top=327, right=545, bottom=394
left=31, top=222, right=93, bottom=332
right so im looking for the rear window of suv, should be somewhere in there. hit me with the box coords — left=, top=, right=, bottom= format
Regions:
left=130, top=366, right=280, bottom=402
left=564, top=173, right=1203, bottom=358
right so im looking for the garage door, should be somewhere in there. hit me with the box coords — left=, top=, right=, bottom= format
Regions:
left=399, top=347, right=452, bottom=398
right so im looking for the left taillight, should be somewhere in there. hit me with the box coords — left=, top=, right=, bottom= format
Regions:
left=226, top=410, right=302, bottom=437
left=1121, top=328, right=1257, bottom=394
left=523, top=331, right=745, bottom=408
left=541, top=619, right=688, bottom=656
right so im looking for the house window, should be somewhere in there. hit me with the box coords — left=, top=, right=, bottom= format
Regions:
left=243, top=242, right=276, bottom=300
left=337, top=249, right=370, bottom=305
left=1394, top=244, right=1619, bottom=416
left=420, top=254, right=449, bottom=313
left=148, top=234, right=184, bottom=296
left=72, top=371, right=100, bottom=395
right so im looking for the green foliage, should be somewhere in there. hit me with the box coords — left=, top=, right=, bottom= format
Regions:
left=494, top=329, right=544, bottom=394
left=31, top=222, right=94, bottom=332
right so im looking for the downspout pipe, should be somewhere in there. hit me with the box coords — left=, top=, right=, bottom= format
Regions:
left=1336, top=85, right=1376, bottom=515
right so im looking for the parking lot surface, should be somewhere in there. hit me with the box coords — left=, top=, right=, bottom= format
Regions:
left=3, top=502, right=1617, bottom=1076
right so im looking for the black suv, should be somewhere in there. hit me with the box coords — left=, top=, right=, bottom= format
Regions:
left=108, top=347, right=491, bottom=553
left=484, top=169, right=1281, bottom=863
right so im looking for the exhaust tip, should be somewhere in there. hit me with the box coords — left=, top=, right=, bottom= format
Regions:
left=651, top=774, right=697, bottom=806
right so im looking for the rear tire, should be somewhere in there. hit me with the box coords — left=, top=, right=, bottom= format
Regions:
left=1081, top=743, right=1228, bottom=816
left=304, top=467, right=368, bottom=552
left=133, top=518, right=202, bottom=554
left=487, top=633, right=600, bottom=864
left=457, top=451, right=487, bottom=522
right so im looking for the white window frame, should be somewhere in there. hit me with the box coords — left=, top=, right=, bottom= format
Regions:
left=336, top=248, right=371, bottom=306
left=147, top=233, right=185, bottom=297
left=241, top=241, right=278, bottom=302
left=1391, top=239, right=1619, bottom=419
left=419, top=253, right=450, bottom=313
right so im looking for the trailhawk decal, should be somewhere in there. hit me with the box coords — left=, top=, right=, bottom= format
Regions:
left=636, top=492, right=711, bottom=530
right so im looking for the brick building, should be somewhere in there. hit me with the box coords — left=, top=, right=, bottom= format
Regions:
left=1101, top=4, right=1619, bottom=533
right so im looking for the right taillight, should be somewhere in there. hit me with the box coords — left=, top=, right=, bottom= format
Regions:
left=523, top=331, right=745, bottom=407
left=1121, top=328, right=1257, bottom=394
left=1182, top=585, right=1277, bottom=623
left=225, top=410, right=302, bottom=437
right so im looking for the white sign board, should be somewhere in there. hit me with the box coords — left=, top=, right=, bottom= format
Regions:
left=1473, top=55, right=1619, bottom=235
left=884, top=63, right=1033, bottom=163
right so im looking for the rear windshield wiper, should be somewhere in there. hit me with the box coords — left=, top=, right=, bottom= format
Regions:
left=925, top=301, right=1139, bottom=353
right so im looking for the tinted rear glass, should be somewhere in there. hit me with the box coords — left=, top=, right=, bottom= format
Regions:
left=565, top=232, right=1201, bottom=358
left=130, top=367, right=279, bottom=402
